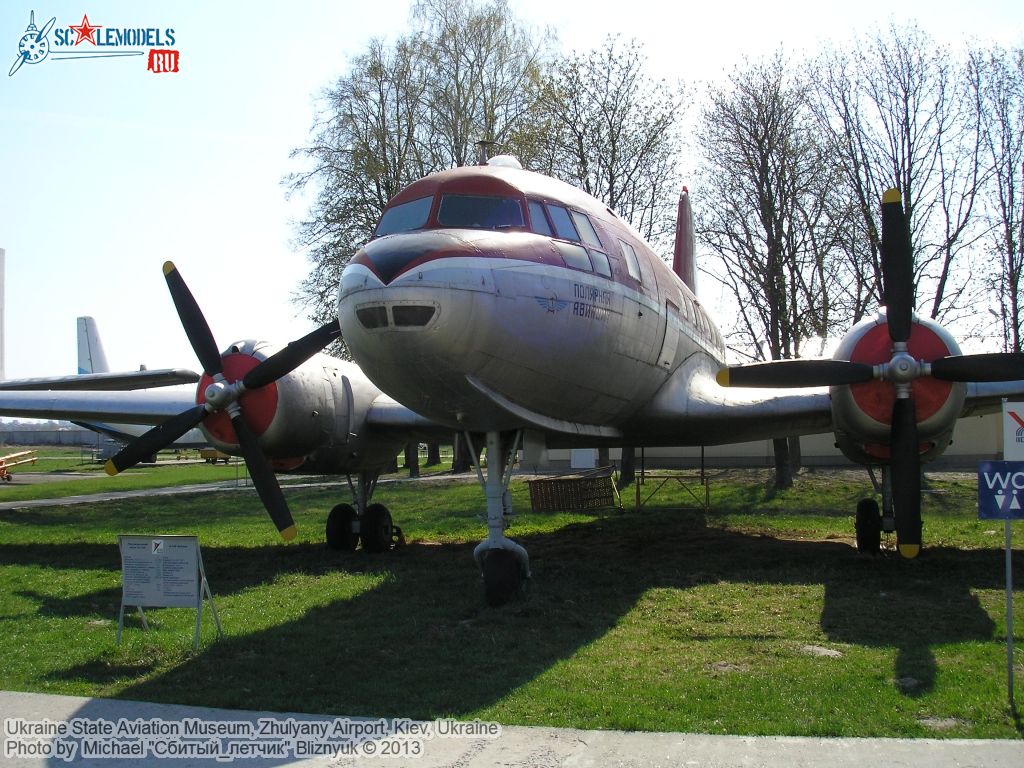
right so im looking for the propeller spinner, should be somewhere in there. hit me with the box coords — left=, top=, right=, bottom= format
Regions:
left=105, top=262, right=341, bottom=541
left=717, top=189, right=1024, bottom=557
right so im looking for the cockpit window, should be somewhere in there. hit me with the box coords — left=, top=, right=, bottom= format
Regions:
left=547, top=204, right=579, bottom=241
left=375, top=196, right=433, bottom=237
left=570, top=210, right=602, bottom=248
left=437, top=194, right=525, bottom=230
left=528, top=200, right=553, bottom=236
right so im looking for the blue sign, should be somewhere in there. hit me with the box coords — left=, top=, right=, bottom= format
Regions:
left=978, top=461, right=1024, bottom=519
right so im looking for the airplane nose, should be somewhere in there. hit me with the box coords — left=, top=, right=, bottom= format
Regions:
left=348, top=231, right=471, bottom=285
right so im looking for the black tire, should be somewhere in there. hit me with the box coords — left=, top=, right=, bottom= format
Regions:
left=481, top=548, right=524, bottom=607
left=326, top=503, right=358, bottom=551
left=361, top=503, right=393, bottom=553
left=855, top=498, right=882, bottom=555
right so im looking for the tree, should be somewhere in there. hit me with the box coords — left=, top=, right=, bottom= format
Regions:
left=971, top=46, right=1024, bottom=352
left=697, top=54, right=846, bottom=488
left=811, top=25, right=987, bottom=330
left=535, top=36, right=685, bottom=248
left=287, top=0, right=552, bottom=345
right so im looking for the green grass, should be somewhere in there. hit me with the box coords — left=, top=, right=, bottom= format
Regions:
left=0, top=463, right=1021, bottom=738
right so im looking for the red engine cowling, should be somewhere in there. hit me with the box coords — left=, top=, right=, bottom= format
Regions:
left=195, top=340, right=348, bottom=461
left=830, top=314, right=966, bottom=465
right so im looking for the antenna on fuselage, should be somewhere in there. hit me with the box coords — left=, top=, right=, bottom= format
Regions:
left=475, top=140, right=497, bottom=165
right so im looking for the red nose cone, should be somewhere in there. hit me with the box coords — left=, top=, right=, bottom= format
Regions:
left=849, top=322, right=953, bottom=425
left=196, top=353, right=279, bottom=445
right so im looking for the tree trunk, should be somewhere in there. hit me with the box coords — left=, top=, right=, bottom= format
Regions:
left=617, top=446, right=636, bottom=490
left=404, top=442, right=420, bottom=478
left=788, top=435, right=802, bottom=475
left=772, top=438, right=793, bottom=489
left=425, top=443, right=441, bottom=467
left=452, top=433, right=479, bottom=474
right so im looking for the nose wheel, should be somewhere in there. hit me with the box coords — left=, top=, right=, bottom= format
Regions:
left=480, top=548, right=527, bottom=606
left=468, top=431, right=531, bottom=606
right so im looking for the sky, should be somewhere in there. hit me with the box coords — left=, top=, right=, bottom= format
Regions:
left=0, top=0, right=1021, bottom=382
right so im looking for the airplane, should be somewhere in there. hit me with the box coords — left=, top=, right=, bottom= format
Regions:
left=69, top=316, right=208, bottom=449
left=1, top=156, right=1022, bottom=606
left=0, top=317, right=206, bottom=451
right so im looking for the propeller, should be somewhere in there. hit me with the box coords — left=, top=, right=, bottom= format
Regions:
left=105, top=261, right=341, bottom=541
left=716, top=188, right=1024, bottom=557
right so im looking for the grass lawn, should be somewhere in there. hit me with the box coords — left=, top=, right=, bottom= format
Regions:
left=0, top=462, right=1021, bottom=738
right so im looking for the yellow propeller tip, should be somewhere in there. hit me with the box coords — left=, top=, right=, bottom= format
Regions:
left=103, top=460, right=120, bottom=476
left=898, top=543, right=920, bottom=559
left=716, top=368, right=731, bottom=387
left=162, top=261, right=176, bottom=276
left=882, top=188, right=902, bottom=204
left=280, top=525, right=298, bottom=542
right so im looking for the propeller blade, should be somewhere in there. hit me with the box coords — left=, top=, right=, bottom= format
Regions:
left=231, top=413, right=296, bottom=540
left=716, top=359, right=875, bottom=388
left=890, top=396, right=922, bottom=558
left=163, top=261, right=223, bottom=376
left=9, top=52, right=27, bottom=77
left=104, top=404, right=209, bottom=475
left=930, top=352, right=1024, bottom=383
left=880, top=189, right=913, bottom=344
left=242, top=321, right=341, bottom=391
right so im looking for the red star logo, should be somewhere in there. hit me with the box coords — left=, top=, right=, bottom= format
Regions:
left=68, top=14, right=102, bottom=46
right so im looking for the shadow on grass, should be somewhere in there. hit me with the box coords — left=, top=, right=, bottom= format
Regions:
left=8, top=505, right=1016, bottom=723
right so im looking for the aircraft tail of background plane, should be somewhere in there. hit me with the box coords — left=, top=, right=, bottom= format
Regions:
left=672, top=187, right=697, bottom=294
left=77, top=316, right=110, bottom=375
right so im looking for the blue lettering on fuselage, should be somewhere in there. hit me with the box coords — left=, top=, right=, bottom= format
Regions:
left=572, top=302, right=610, bottom=322
left=573, top=283, right=612, bottom=306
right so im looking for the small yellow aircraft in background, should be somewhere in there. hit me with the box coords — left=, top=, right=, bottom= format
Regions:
left=0, top=450, right=37, bottom=481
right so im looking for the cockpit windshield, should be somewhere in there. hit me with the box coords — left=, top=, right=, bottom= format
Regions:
left=375, top=196, right=432, bottom=237
left=437, top=194, right=525, bottom=230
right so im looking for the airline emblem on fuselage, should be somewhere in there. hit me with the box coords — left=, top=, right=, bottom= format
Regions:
left=535, top=296, right=569, bottom=314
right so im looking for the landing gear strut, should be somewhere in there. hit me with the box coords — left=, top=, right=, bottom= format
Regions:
left=325, top=471, right=403, bottom=552
left=467, top=430, right=529, bottom=606
left=861, top=466, right=904, bottom=555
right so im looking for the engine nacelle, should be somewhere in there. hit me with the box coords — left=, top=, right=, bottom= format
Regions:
left=196, top=340, right=350, bottom=460
left=830, top=313, right=966, bottom=465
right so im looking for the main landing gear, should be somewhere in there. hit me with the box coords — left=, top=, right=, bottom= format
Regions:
left=325, top=471, right=404, bottom=553
left=857, top=467, right=901, bottom=556
left=467, top=430, right=530, bottom=606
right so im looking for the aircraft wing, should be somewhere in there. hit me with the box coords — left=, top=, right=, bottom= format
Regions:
left=0, top=389, right=193, bottom=425
left=0, top=369, right=200, bottom=391
left=365, top=395, right=456, bottom=441
left=961, top=380, right=1024, bottom=417
left=627, top=364, right=835, bottom=447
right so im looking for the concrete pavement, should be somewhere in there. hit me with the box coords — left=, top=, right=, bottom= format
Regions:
left=2, top=690, right=1021, bottom=767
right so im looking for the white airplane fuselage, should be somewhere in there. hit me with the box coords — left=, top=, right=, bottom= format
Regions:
left=339, top=164, right=727, bottom=442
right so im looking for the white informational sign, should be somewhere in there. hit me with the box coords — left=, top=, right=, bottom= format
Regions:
left=1002, top=401, right=1024, bottom=460
left=120, top=535, right=199, bottom=608
left=117, top=535, right=221, bottom=650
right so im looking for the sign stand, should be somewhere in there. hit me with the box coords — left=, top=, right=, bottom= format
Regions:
left=117, top=535, right=222, bottom=651
left=1005, top=518, right=1015, bottom=707
left=978, top=399, right=1024, bottom=707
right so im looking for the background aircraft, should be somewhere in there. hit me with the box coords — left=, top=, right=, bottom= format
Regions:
left=2, top=157, right=1022, bottom=605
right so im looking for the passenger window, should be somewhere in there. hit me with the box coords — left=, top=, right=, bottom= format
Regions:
left=437, top=194, right=525, bottom=229
left=554, top=241, right=592, bottom=272
left=374, top=196, right=433, bottom=237
left=547, top=204, right=580, bottom=241
left=589, top=250, right=612, bottom=278
left=528, top=200, right=553, bottom=236
left=569, top=210, right=602, bottom=248
left=619, top=240, right=642, bottom=282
